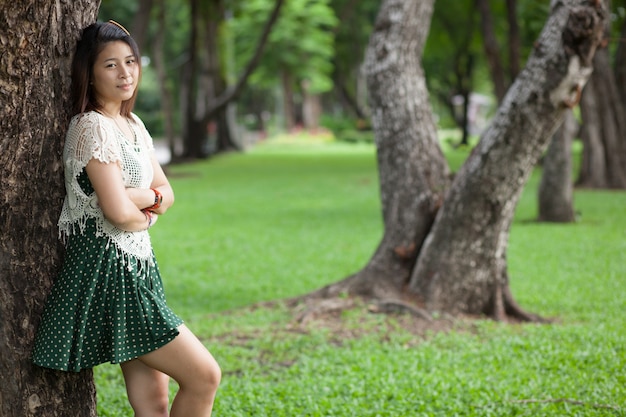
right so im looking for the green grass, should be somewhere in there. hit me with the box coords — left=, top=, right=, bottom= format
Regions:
left=95, top=135, right=626, bottom=416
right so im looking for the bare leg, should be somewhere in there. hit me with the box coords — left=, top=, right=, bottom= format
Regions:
left=138, top=325, right=221, bottom=417
left=120, top=359, right=170, bottom=417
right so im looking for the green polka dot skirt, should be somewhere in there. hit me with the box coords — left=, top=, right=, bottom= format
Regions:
left=32, top=220, right=183, bottom=372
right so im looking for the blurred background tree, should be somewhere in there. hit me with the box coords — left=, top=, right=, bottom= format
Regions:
left=98, top=0, right=626, bottom=192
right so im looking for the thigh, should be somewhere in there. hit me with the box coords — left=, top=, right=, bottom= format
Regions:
left=120, top=359, right=170, bottom=415
left=137, top=324, right=220, bottom=389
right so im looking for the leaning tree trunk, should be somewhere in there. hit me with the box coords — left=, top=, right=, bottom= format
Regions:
left=409, top=0, right=605, bottom=319
left=311, top=0, right=605, bottom=319
left=0, top=2, right=99, bottom=416
left=538, top=109, right=578, bottom=222
left=314, top=0, right=451, bottom=301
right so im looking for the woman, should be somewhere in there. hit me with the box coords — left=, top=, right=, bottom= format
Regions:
left=32, top=21, right=221, bottom=416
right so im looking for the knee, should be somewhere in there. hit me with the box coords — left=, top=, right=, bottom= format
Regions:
left=202, top=360, right=221, bottom=394
left=186, top=359, right=221, bottom=397
left=128, top=379, right=169, bottom=417
left=150, top=397, right=170, bottom=417
left=128, top=384, right=169, bottom=417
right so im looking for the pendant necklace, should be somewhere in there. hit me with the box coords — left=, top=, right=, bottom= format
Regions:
left=106, top=112, right=139, bottom=150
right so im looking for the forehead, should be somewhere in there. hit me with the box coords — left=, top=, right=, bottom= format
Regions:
left=97, top=41, right=134, bottom=61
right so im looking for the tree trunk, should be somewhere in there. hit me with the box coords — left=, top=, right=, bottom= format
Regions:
left=153, top=0, right=177, bottom=159
left=308, top=0, right=606, bottom=322
left=578, top=79, right=607, bottom=187
left=281, top=69, right=296, bottom=130
left=131, top=0, right=154, bottom=52
left=333, top=73, right=367, bottom=119
left=506, top=0, right=521, bottom=80
left=614, top=13, right=626, bottom=109
left=577, top=47, right=626, bottom=189
left=409, top=0, right=605, bottom=318
left=0, top=2, right=99, bottom=416
left=302, top=81, right=322, bottom=130
left=182, top=0, right=202, bottom=158
left=203, top=0, right=239, bottom=154
left=457, top=54, right=474, bottom=146
left=538, top=110, right=577, bottom=222
left=314, top=0, right=450, bottom=301
left=476, top=0, right=508, bottom=103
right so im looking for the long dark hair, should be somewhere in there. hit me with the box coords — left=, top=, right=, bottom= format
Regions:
left=71, top=21, right=142, bottom=118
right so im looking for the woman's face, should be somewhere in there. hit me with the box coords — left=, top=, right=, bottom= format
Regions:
left=91, top=41, right=139, bottom=108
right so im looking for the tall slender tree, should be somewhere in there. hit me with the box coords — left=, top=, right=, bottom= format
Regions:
left=182, top=0, right=285, bottom=158
left=476, top=0, right=508, bottom=103
left=0, top=2, right=100, bottom=415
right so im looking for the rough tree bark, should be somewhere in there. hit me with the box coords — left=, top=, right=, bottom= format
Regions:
left=306, top=0, right=606, bottom=322
left=0, top=2, right=99, bottom=416
left=409, top=0, right=604, bottom=319
left=313, top=0, right=450, bottom=301
left=538, top=110, right=578, bottom=222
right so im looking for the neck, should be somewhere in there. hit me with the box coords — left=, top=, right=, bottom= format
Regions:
left=99, top=103, right=123, bottom=119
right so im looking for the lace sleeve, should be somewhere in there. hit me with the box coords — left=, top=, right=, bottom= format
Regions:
left=64, top=111, right=122, bottom=168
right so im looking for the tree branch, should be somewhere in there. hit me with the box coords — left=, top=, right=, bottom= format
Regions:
left=203, top=0, right=285, bottom=123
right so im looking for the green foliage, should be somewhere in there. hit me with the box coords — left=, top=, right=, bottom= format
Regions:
left=229, top=0, right=338, bottom=93
left=423, top=0, right=551, bottom=129
left=95, top=138, right=626, bottom=416
left=98, top=0, right=136, bottom=25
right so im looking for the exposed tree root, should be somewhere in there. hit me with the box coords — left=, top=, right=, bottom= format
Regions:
left=294, top=297, right=357, bottom=325
left=367, top=299, right=432, bottom=321
left=502, top=283, right=549, bottom=323
left=287, top=267, right=549, bottom=329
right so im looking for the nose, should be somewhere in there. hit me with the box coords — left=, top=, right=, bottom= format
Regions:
left=120, top=66, right=131, bottom=79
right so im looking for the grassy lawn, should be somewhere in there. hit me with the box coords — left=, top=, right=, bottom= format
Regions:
left=95, top=134, right=626, bottom=416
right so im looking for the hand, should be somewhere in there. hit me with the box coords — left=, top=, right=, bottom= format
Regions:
left=143, top=210, right=159, bottom=228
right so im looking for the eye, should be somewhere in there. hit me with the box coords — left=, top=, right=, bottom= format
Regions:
left=105, top=63, right=116, bottom=68
left=126, top=58, right=136, bottom=65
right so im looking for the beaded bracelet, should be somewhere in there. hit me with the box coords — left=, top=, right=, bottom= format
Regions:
left=147, top=188, right=163, bottom=211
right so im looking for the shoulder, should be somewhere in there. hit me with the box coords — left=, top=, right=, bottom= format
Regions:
left=65, top=111, right=121, bottom=163
left=129, top=112, right=147, bottom=130
left=68, top=111, right=110, bottom=133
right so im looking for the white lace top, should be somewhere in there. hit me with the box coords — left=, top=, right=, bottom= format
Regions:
left=58, top=111, right=155, bottom=264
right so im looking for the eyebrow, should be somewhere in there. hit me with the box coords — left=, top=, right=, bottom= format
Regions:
left=103, top=55, right=135, bottom=62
